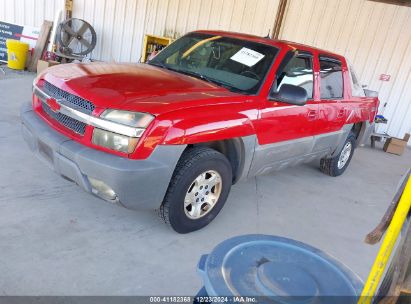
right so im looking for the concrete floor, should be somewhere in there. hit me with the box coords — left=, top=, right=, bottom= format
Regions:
left=0, top=68, right=410, bottom=296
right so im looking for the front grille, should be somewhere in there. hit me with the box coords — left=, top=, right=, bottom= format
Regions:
left=40, top=81, right=94, bottom=136
left=44, top=81, right=95, bottom=114
left=43, top=103, right=87, bottom=135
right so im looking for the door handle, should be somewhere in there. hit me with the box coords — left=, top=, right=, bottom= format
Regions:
left=307, top=110, right=317, bottom=120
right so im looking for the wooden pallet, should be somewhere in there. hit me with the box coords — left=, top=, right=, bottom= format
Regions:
left=27, top=20, right=53, bottom=72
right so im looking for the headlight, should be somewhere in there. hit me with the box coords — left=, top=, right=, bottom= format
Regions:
left=92, top=110, right=154, bottom=153
left=92, top=128, right=139, bottom=153
left=100, top=110, right=154, bottom=128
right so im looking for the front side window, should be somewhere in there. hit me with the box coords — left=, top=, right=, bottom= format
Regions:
left=148, top=33, right=278, bottom=95
left=275, top=53, right=314, bottom=98
left=320, top=57, right=343, bottom=99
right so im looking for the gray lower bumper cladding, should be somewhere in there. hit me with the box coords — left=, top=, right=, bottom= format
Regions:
left=20, top=103, right=186, bottom=210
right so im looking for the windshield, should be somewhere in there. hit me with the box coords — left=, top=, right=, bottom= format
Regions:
left=148, top=33, right=278, bottom=94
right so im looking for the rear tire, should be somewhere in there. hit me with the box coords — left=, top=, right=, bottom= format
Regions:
left=159, top=146, right=232, bottom=234
left=320, top=132, right=356, bottom=177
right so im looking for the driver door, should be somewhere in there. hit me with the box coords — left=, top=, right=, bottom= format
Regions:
left=251, top=51, right=319, bottom=176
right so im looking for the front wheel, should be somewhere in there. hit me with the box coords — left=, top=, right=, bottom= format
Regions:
left=159, top=146, right=232, bottom=233
left=320, top=132, right=356, bottom=177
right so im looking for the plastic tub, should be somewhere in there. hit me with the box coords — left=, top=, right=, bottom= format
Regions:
left=6, top=39, right=29, bottom=70
left=196, top=234, right=364, bottom=304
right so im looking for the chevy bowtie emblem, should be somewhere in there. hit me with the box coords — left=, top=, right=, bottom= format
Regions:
left=46, top=97, right=61, bottom=113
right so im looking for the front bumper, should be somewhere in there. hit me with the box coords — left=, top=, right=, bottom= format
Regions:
left=21, top=103, right=186, bottom=210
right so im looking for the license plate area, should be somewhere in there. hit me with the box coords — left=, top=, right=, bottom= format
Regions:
left=38, top=140, right=54, bottom=164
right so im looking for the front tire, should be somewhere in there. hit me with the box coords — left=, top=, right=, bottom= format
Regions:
left=320, top=132, right=356, bottom=177
left=159, top=146, right=232, bottom=233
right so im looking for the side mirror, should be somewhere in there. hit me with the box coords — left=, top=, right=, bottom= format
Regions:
left=269, top=84, right=308, bottom=106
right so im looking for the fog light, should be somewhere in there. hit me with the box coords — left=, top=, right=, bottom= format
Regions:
left=89, top=177, right=117, bottom=201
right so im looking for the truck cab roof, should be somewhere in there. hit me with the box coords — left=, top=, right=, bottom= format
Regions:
left=193, top=30, right=344, bottom=60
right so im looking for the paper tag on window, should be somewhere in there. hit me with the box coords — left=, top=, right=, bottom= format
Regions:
left=230, top=47, right=265, bottom=67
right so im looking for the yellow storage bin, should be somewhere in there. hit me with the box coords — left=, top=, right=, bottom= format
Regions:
left=6, top=39, right=29, bottom=70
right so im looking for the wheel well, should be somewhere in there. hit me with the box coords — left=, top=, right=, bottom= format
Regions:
left=187, top=139, right=245, bottom=184
left=352, top=121, right=373, bottom=147
left=352, top=123, right=362, bottom=139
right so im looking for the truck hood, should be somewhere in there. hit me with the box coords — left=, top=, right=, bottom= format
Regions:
left=42, top=62, right=241, bottom=115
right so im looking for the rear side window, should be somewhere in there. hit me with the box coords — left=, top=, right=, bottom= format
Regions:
left=276, top=53, right=314, bottom=98
left=319, top=57, right=343, bottom=99
left=348, top=63, right=365, bottom=97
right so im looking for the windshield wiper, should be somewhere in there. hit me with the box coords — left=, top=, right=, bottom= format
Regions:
left=148, top=63, right=243, bottom=93
left=173, top=69, right=241, bottom=93
left=147, top=61, right=169, bottom=70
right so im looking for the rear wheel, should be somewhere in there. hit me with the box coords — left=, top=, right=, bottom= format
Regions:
left=320, top=132, right=356, bottom=177
left=159, top=146, right=232, bottom=233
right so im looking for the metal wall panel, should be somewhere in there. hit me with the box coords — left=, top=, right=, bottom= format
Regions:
left=1, top=0, right=279, bottom=62
left=0, top=0, right=64, bottom=26
left=279, top=0, right=411, bottom=140
left=71, top=0, right=280, bottom=62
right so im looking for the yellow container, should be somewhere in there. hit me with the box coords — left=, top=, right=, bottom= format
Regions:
left=6, top=39, right=29, bottom=70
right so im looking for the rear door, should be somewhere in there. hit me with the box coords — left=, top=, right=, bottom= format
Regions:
left=317, top=56, right=346, bottom=134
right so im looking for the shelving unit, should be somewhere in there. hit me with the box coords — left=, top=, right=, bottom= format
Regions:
left=141, top=34, right=173, bottom=63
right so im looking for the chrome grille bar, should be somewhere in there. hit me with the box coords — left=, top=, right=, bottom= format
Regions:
left=33, top=84, right=145, bottom=138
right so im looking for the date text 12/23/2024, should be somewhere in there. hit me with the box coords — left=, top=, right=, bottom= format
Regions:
left=149, top=296, right=257, bottom=303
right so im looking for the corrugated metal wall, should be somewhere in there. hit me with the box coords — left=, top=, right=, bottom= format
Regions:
left=0, top=0, right=64, bottom=27
left=0, top=0, right=280, bottom=62
left=1, top=0, right=410, bottom=141
left=72, top=0, right=280, bottom=62
left=279, top=0, right=411, bottom=140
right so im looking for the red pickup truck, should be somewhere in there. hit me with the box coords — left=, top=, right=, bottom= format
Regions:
left=22, top=30, right=378, bottom=233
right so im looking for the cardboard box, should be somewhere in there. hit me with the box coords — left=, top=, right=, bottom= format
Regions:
left=37, top=59, right=60, bottom=74
left=384, top=133, right=410, bottom=156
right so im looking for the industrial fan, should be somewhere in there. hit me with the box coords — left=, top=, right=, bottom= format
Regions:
left=57, top=18, right=96, bottom=58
